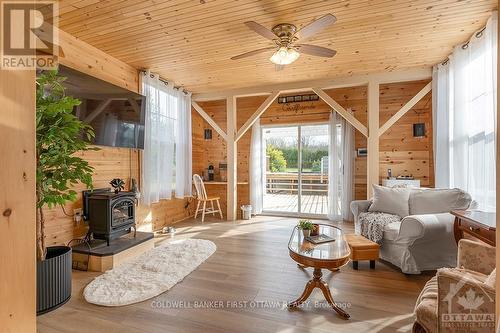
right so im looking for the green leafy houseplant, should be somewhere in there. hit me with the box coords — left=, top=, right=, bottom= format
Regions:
left=36, top=71, right=96, bottom=260
left=297, top=219, right=314, bottom=231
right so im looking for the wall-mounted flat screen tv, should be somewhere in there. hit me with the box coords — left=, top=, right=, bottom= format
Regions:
left=58, top=65, right=145, bottom=149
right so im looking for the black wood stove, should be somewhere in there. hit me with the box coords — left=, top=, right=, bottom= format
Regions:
left=83, top=188, right=136, bottom=245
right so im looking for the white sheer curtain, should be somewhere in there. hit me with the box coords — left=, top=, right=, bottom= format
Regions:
left=432, top=63, right=451, bottom=188
left=433, top=12, right=497, bottom=210
left=328, top=111, right=355, bottom=220
left=341, top=110, right=355, bottom=221
left=174, top=89, right=192, bottom=198
left=249, top=119, right=264, bottom=214
left=141, top=71, right=176, bottom=205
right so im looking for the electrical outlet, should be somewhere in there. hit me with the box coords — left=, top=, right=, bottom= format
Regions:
left=73, top=208, right=83, bottom=225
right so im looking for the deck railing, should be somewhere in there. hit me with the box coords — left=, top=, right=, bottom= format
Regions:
left=266, top=172, right=328, bottom=196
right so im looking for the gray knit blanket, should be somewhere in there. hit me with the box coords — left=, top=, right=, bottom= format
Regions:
left=358, top=212, right=401, bottom=244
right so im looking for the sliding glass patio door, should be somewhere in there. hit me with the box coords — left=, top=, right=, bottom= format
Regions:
left=262, top=124, right=329, bottom=217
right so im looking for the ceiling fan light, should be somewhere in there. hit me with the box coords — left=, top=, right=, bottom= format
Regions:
left=270, top=47, right=300, bottom=65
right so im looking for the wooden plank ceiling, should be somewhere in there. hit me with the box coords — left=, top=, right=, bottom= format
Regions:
left=56, top=0, right=497, bottom=93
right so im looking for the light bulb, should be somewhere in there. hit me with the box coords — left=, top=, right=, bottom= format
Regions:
left=270, top=47, right=300, bottom=65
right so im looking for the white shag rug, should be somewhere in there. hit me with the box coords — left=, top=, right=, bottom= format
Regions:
left=83, top=238, right=216, bottom=306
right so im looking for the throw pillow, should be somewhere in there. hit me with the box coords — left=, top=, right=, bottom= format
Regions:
left=409, top=188, right=472, bottom=215
left=485, top=268, right=496, bottom=288
left=368, top=184, right=410, bottom=218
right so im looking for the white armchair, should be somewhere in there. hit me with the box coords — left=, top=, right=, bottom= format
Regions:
left=350, top=188, right=473, bottom=274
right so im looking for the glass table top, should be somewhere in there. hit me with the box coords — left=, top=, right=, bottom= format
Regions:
left=288, top=224, right=350, bottom=261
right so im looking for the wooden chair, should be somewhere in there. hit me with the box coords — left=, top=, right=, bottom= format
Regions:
left=192, top=174, right=223, bottom=222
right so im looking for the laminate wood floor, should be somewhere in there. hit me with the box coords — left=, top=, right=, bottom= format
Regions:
left=37, top=216, right=432, bottom=333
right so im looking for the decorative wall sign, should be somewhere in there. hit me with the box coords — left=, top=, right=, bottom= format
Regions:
left=281, top=102, right=317, bottom=113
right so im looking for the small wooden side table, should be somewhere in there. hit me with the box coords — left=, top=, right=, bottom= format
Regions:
left=451, top=210, right=496, bottom=247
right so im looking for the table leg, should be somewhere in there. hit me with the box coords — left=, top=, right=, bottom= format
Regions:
left=288, top=280, right=315, bottom=307
left=317, top=280, right=350, bottom=319
left=288, top=268, right=350, bottom=319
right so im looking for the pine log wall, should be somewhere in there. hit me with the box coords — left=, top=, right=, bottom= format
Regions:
left=192, top=80, right=433, bottom=216
left=44, top=30, right=192, bottom=247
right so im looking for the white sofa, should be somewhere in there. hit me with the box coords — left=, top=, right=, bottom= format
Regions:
left=350, top=187, right=473, bottom=274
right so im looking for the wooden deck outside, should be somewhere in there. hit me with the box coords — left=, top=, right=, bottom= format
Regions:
left=263, top=193, right=328, bottom=215
left=264, top=172, right=328, bottom=215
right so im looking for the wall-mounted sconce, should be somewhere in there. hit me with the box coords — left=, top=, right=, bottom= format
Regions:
left=204, top=128, right=212, bottom=140
left=413, top=123, right=426, bottom=138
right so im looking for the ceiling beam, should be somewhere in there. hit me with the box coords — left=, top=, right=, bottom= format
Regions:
left=312, top=87, right=368, bottom=137
left=192, top=67, right=431, bottom=101
left=235, top=91, right=280, bottom=142
left=378, top=81, right=432, bottom=137
left=191, top=101, right=228, bottom=141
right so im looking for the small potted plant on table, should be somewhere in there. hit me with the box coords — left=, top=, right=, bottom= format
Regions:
left=297, top=219, right=314, bottom=237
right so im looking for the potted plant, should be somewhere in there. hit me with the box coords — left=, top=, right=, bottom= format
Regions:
left=297, top=219, right=314, bottom=237
left=36, top=71, right=96, bottom=315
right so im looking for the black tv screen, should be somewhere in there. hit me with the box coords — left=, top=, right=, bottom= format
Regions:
left=58, top=65, right=145, bottom=149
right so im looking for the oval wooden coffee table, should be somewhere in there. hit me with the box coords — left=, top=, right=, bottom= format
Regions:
left=287, top=224, right=351, bottom=319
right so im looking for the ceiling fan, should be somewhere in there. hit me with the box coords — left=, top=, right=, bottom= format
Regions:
left=231, top=14, right=337, bottom=69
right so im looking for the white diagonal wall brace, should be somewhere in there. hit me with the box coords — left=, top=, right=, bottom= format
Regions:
left=378, top=81, right=432, bottom=137
left=192, top=101, right=228, bottom=141
left=312, top=87, right=368, bottom=137
left=235, top=91, right=280, bottom=142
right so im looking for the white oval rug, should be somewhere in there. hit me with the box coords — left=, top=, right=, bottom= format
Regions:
left=84, top=238, right=216, bottom=306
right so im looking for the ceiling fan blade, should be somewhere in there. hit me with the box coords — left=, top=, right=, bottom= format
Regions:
left=244, top=21, right=277, bottom=40
left=296, top=44, right=336, bottom=58
left=296, top=14, right=337, bottom=40
left=275, top=64, right=284, bottom=71
left=231, top=47, right=276, bottom=60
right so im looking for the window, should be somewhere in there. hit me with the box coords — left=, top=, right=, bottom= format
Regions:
left=141, top=72, right=192, bottom=205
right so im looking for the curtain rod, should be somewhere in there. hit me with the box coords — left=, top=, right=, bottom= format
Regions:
left=141, top=70, right=190, bottom=95
left=440, top=25, right=488, bottom=66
